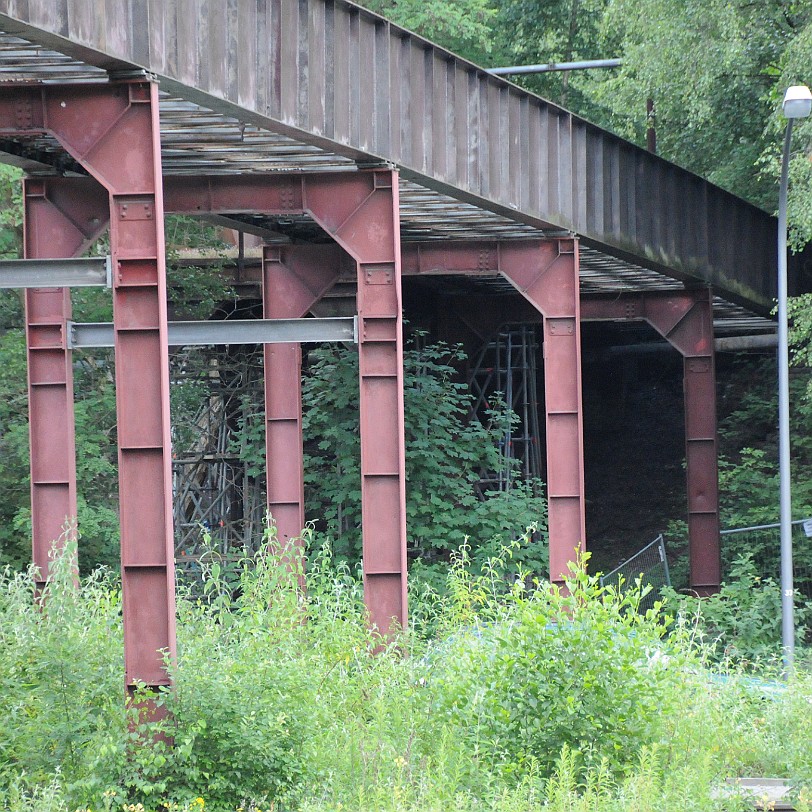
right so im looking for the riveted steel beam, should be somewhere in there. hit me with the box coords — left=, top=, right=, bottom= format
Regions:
left=499, top=239, right=587, bottom=586
left=22, top=175, right=109, bottom=593
left=263, top=245, right=342, bottom=560
left=67, top=316, right=357, bottom=348
left=0, top=256, right=111, bottom=289
left=304, top=170, right=409, bottom=640
left=1, top=81, right=180, bottom=703
left=397, top=237, right=587, bottom=584
left=581, top=289, right=721, bottom=594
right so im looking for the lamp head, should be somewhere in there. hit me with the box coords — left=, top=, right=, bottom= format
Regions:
left=783, top=85, right=812, bottom=119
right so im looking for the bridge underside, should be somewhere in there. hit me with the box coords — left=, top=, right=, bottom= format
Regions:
left=0, top=4, right=793, bottom=696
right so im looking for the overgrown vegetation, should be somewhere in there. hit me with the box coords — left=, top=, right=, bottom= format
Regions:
left=2, top=539, right=812, bottom=812
left=299, top=341, right=547, bottom=578
left=231, top=338, right=547, bottom=581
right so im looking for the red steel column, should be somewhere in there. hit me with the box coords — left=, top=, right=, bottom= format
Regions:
left=305, top=170, right=407, bottom=636
left=39, top=82, right=176, bottom=694
left=23, top=178, right=108, bottom=589
left=581, top=290, right=721, bottom=594
left=684, top=352, right=720, bottom=594
left=643, top=291, right=720, bottom=595
left=501, top=239, right=586, bottom=585
left=262, top=245, right=340, bottom=553
left=107, top=86, right=176, bottom=694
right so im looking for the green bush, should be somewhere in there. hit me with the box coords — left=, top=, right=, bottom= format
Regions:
left=432, top=558, right=689, bottom=779
left=663, top=555, right=812, bottom=666
left=298, top=339, right=548, bottom=576
left=3, top=538, right=812, bottom=811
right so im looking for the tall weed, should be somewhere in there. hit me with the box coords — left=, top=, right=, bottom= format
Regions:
left=1, top=537, right=811, bottom=811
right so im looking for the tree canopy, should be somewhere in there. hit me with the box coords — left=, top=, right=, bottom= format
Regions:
left=361, top=0, right=812, bottom=242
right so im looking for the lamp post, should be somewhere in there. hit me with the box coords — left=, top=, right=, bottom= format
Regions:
left=778, top=84, right=811, bottom=673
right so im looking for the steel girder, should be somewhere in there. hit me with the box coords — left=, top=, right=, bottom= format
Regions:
left=23, top=178, right=108, bottom=592
left=4, top=82, right=178, bottom=699
left=158, top=169, right=412, bottom=637
left=582, top=291, right=721, bottom=594
left=0, top=2, right=782, bottom=313
left=391, top=238, right=586, bottom=586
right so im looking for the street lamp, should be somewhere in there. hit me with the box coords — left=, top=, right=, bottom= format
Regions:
left=778, top=84, right=811, bottom=673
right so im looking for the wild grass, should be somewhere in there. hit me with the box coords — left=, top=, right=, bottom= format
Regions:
left=1, top=532, right=811, bottom=811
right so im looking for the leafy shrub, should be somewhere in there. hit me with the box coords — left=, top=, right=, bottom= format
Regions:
left=0, top=544, right=123, bottom=796
left=663, top=555, right=812, bottom=666
left=299, top=339, right=548, bottom=575
left=432, top=557, right=689, bottom=779
left=4, top=538, right=812, bottom=811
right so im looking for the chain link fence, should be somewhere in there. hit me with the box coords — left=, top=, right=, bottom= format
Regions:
left=599, top=534, right=671, bottom=613
left=721, top=518, right=812, bottom=599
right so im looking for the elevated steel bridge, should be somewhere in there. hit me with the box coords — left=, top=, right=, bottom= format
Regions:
left=0, top=0, right=798, bottom=699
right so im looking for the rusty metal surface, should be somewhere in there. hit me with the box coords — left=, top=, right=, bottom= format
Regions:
left=262, top=245, right=341, bottom=556
left=0, top=1, right=784, bottom=316
left=500, top=240, right=587, bottom=584
left=24, top=184, right=79, bottom=591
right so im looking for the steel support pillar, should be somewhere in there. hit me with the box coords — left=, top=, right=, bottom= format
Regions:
left=400, top=238, right=585, bottom=585
left=161, top=169, right=409, bottom=635
left=105, top=85, right=177, bottom=694
left=5, top=83, right=178, bottom=694
left=261, top=245, right=340, bottom=555
left=304, top=171, right=408, bottom=637
left=645, top=292, right=720, bottom=595
left=581, top=290, right=721, bottom=594
left=500, top=240, right=586, bottom=585
left=23, top=178, right=108, bottom=590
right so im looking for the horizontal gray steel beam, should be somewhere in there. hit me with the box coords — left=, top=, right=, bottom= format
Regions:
left=68, top=317, right=357, bottom=349
left=0, top=256, right=111, bottom=288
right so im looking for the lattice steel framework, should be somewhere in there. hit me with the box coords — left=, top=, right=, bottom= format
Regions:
left=468, top=324, right=544, bottom=492
left=171, top=344, right=266, bottom=561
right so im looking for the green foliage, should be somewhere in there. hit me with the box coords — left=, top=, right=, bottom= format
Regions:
left=599, top=0, right=796, bottom=207
left=0, top=164, right=23, bottom=258
left=164, top=216, right=235, bottom=320
left=665, top=556, right=812, bottom=666
left=358, top=0, right=496, bottom=64
left=434, top=558, right=683, bottom=779
left=774, top=11, right=812, bottom=247
left=0, top=329, right=32, bottom=569
left=712, top=356, right=812, bottom=574
left=295, top=339, right=547, bottom=574
left=790, top=293, right=812, bottom=397
left=490, top=0, right=621, bottom=118
left=2, top=539, right=812, bottom=811
left=0, top=544, right=124, bottom=796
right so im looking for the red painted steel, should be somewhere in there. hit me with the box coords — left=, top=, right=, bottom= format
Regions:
left=304, top=171, right=408, bottom=638
left=499, top=240, right=587, bottom=585
left=392, top=238, right=588, bottom=586
left=581, top=290, right=721, bottom=594
left=23, top=177, right=108, bottom=590
left=400, top=243, right=501, bottom=276
left=25, top=83, right=178, bottom=693
left=3, top=0, right=782, bottom=315
left=262, top=245, right=340, bottom=556
left=163, top=175, right=305, bottom=217
left=158, top=167, right=410, bottom=635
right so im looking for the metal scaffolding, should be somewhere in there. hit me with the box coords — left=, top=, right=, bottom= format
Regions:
left=468, top=324, right=544, bottom=491
left=171, top=344, right=266, bottom=560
